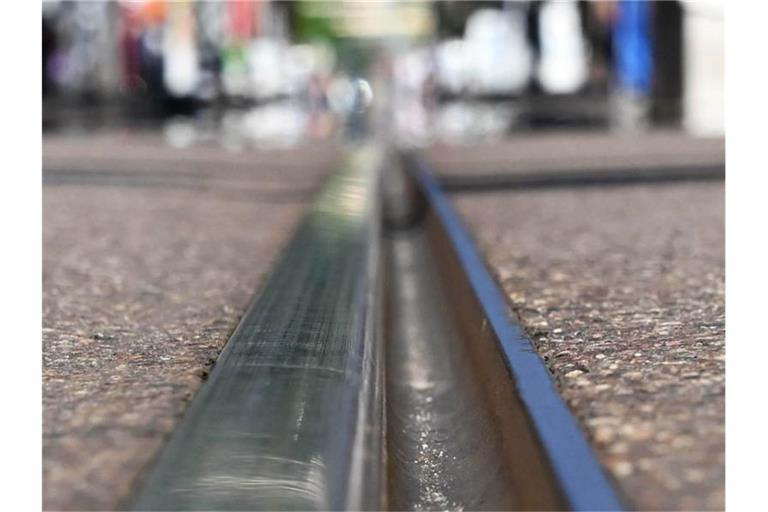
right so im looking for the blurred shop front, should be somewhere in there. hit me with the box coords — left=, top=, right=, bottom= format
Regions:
left=42, top=1, right=724, bottom=146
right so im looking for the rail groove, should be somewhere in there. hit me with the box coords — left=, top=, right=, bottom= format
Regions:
left=402, top=154, right=626, bottom=511
left=129, top=145, right=625, bottom=511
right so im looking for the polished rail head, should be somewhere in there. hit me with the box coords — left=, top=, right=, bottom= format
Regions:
left=130, top=144, right=384, bottom=511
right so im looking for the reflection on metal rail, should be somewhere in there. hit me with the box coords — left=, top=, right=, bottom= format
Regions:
left=131, top=144, right=384, bottom=511
left=404, top=153, right=626, bottom=511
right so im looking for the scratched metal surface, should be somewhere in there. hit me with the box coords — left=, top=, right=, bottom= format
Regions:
left=131, top=145, right=383, bottom=510
left=386, top=227, right=517, bottom=511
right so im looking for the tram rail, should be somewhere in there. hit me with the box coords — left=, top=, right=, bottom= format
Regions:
left=130, top=144, right=625, bottom=511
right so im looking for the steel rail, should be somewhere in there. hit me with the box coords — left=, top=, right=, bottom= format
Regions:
left=131, top=144, right=384, bottom=511
left=402, top=153, right=626, bottom=511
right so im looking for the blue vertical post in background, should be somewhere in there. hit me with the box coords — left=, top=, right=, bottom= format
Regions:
left=612, top=0, right=653, bottom=129
left=614, top=0, right=653, bottom=95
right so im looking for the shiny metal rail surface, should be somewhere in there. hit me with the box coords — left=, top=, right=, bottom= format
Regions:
left=386, top=226, right=517, bottom=510
left=131, top=145, right=384, bottom=511
left=403, top=154, right=626, bottom=511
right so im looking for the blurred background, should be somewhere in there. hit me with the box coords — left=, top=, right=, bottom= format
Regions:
left=42, top=0, right=724, bottom=148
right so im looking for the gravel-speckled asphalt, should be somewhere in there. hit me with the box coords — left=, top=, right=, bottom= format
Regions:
left=428, top=134, right=724, bottom=511
left=428, top=130, right=724, bottom=176
left=43, top=133, right=339, bottom=510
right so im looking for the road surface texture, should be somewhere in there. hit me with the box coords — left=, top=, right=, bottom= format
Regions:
left=429, top=130, right=724, bottom=176
left=42, top=132, right=340, bottom=510
left=427, top=131, right=724, bottom=511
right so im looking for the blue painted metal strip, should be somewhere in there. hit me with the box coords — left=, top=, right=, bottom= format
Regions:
left=408, top=155, right=626, bottom=512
